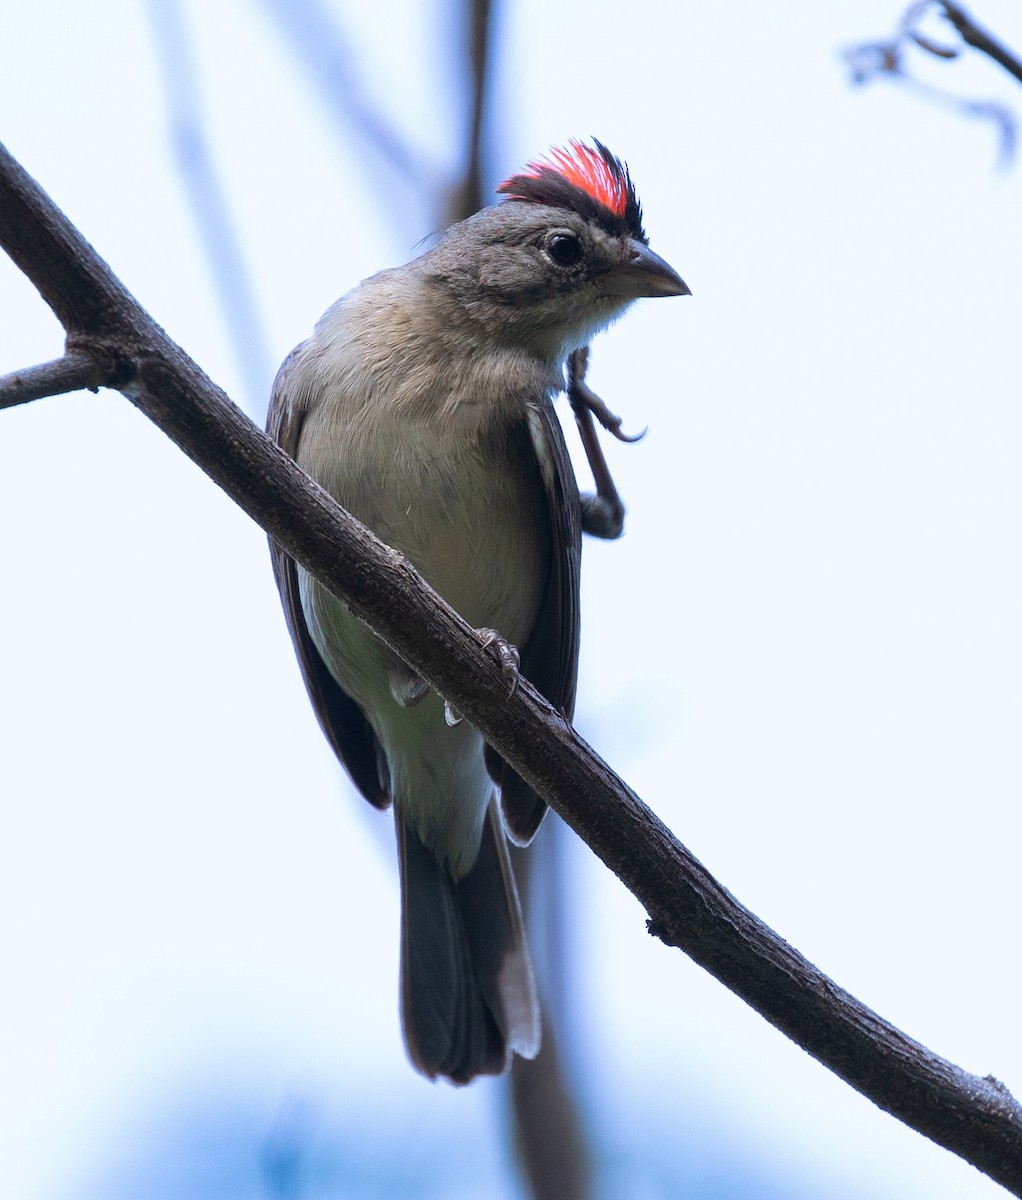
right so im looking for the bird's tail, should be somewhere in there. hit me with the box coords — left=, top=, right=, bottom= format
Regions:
left=397, top=799, right=540, bottom=1084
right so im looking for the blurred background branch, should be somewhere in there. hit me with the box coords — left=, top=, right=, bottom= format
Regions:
left=844, top=2, right=1020, bottom=164
left=145, top=0, right=275, bottom=414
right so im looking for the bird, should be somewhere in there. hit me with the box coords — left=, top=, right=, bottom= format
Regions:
left=267, top=139, right=688, bottom=1084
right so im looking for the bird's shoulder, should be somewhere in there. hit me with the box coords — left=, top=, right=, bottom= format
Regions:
left=278, top=269, right=564, bottom=443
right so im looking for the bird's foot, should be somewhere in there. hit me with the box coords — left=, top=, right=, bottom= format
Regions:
left=444, top=629, right=520, bottom=724
left=567, top=346, right=646, bottom=444
left=565, top=346, right=638, bottom=542
left=580, top=493, right=625, bottom=539
left=478, top=627, right=521, bottom=697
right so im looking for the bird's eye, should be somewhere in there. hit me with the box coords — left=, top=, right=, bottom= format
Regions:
left=546, top=233, right=582, bottom=266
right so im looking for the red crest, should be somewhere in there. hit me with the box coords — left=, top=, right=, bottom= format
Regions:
left=496, top=139, right=646, bottom=243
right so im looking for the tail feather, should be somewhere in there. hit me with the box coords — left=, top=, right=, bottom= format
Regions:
left=398, top=801, right=540, bottom=1084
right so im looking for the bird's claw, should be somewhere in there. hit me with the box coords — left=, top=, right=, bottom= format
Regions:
left=444, top=631, right=519, bottom=724
left=478, top=628, right=521, bottom=697
left=567, top=346, right=645, bottom=443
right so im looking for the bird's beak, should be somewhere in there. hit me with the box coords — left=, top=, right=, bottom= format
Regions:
left=605, top=240, right=691, bottom=299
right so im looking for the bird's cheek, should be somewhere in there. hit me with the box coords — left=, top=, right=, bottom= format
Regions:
left=478, top=248, right=548, bottom=299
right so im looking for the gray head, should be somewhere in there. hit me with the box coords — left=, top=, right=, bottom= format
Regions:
left=419, top=140, right=689, bottom=363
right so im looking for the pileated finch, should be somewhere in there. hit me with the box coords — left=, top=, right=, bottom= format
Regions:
left=268, top=140, right=688, bottom=1084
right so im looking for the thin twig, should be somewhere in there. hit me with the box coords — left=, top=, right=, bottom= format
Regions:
left=3, top=141, right=1022, bottom=1196
left=0, top=351, right=108, bottom=410
left=941, top=2, right=1022, bottom=84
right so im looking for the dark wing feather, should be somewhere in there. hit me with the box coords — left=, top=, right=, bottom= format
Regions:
left=267, top=352, right=390, bottom=809
left=486, top=398, right=582, bottom=843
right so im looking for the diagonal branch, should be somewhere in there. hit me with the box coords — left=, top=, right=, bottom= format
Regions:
left=940, top=2, right=1022, bottom=85
left=2, top=139, right=1022, bottom=1196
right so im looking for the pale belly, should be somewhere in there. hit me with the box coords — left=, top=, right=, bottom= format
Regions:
left=296, top=406, right=548, bottom=873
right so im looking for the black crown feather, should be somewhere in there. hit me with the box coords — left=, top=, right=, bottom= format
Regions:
left=496, top=139, right=647, bottom=244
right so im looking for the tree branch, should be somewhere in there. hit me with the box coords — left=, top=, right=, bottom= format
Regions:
left=940, top=2, right=1022, bottom=85
left=444, top=0, right=491, bottom=225
left=845, top=3, right=1020, bottom=166
left=510, top=830, right=593, bottom=1200
left=3, top=139, right=1022, bottom=1195
left=0, top=351, right=107, bottom=409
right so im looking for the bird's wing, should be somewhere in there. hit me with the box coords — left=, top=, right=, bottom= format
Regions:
left=487, top=397, right=582, bottom=843
left=267, top=350, right=390, bottom=809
